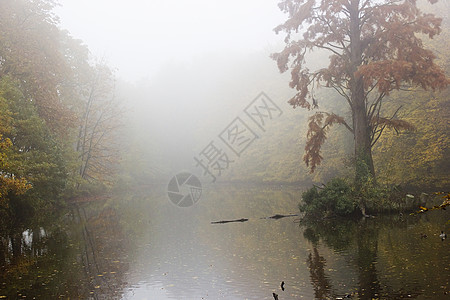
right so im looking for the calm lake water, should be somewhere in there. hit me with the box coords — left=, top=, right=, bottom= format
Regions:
left=1, top=185, right=449, bottom=299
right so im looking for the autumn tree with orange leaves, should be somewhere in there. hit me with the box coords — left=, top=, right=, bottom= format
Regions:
left=272, top=0, right=449, bottom=185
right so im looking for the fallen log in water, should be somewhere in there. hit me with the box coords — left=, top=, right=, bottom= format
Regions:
left=260, top=214, right=298, bottom=219
left=211, top=218, right=249, bottom=224
left=211, top=214, right=299, bottom=224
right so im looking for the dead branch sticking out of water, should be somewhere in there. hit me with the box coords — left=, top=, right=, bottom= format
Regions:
left=261, top=214, right=299, bottom=220
left=211, top=218, right=249, bottom=224
left=211, top=214, right=299, bottom=224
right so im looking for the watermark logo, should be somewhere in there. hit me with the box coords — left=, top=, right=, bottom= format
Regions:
left=167, top=92, right=282, bottom=206
left=167, top=172, right=202, bottom=207
left=219, top=117, right=258, bottom=157
left=244, top=92, right=283, bottom=131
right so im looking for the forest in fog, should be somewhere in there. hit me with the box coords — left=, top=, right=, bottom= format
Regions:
left=0, top=0, right=449, bottom=217
left=1, top=0, right=449, bottom=299
left=121, top=0, right=449, bottom=190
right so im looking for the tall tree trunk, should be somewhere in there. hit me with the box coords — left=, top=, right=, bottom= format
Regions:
left=353, top=89, right=375, bottom=185
left=349, top=0, right=376, bottom=189
left=349, top=0, right=375, bottom=215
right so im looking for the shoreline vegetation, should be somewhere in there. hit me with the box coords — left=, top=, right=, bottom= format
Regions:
left=298, top=177, right=450, bottom=220
left=270, top=0, right=449, bottom=223
left=1, top=0, right=448, bottom=225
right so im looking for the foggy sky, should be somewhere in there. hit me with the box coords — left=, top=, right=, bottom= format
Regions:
left=56, top=0, right=286, bottom=82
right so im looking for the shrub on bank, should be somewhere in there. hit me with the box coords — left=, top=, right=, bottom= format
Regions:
left=299, top=178, right=357, bottom=218
left=299, top=178, right=415, bottom=219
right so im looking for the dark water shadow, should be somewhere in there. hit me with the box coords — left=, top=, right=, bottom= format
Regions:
left=0, top=201, right=131, bottom=299
left=301, top=211, right=449, bottom=299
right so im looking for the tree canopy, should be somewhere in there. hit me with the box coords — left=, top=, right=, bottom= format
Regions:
left=0, top=0, right=122, bottom=216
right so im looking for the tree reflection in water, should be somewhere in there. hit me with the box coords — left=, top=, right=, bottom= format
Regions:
left=307, top=246, right=333, bottom=299
left=0, top=201, right=130, bottom=299
left=1, top=188, right=448, bottom=299
left=302, top=216, right=429, bottom=299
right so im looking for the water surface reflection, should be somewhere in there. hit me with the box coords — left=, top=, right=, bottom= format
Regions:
left=1, top=185, right=449, bottom=299
left=121, top=185, right=449, bottom=300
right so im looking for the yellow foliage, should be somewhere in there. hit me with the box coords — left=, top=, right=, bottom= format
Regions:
left=0, top=133, right=31, bottom=204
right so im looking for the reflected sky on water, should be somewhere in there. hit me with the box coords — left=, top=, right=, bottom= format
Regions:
left=1, top=185, right=449, bottom=299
